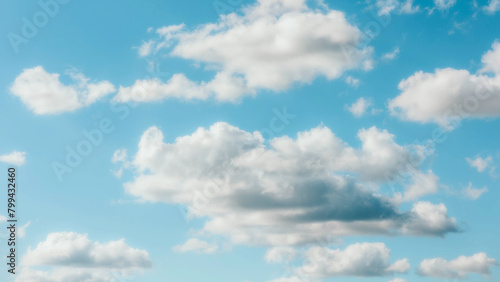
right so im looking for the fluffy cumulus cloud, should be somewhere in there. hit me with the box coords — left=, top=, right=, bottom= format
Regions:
left=116, top=122, right=458, bottom=247
left=0, top=151, right=26, bottom=166
left=10, top=66, right=116, bottom=115
left=173, top=238, right=218, bottom=254
left=276, top=243, right=409, bottom=280
left=417, top=252, right=497, bottom=279
left=374, top=0, right=420, bottom=16
left=400, top=201, right=458, bottom=236
left=389, top=41, right=500, bottom=129
left=115, top=0, right=373, bottom=103
left=17, top=232, right=151, bottom=282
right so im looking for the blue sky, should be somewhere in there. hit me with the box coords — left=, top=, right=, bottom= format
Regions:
left=1, top=0, right=500, bottom=281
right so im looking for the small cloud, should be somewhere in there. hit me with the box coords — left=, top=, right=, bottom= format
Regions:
left=173, top=238, right=218, bottom=254
left=483, top=0, right=500, bottom=14
left=466, top=155, right=493, bottom=173
left=0, top=151, right=26, bottom=166
left=345, top=76, right=360, bottom=88
left=462, top=182, right=488, bottom=200
left=346, top=97, right=373, bottom=118
left=375, top=0, right=419, bottom=16
left=111, top=149, right=130, bottom=179
left=382, top=47, right=400, bottom=61
left=418, top=252, right=496, bottom=279
left=137, top=40, right=155, bottom=57
left=112, top=149, right=128, bottom=164
left=18, top=221, right=31, bottom=238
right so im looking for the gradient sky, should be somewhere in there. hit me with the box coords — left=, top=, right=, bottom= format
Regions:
left=1, top=0, right=500, bottom=281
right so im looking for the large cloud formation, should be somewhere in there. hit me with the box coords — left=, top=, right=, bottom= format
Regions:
left=389, top=41, right=500, bottom=130
left=115, top=0, right=373, bottom=103
left=115, top=122, right=459, bottom=247
left=17, top=232, right=151, bottom=282
left=10, top=66, right=116, bottom=115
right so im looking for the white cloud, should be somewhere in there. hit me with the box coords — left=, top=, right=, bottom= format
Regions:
left=23, top=232, right=151, bottom=268
left=388, top=41, right=500, bottom=129
left=111, top=149, right=131, bottom=178
left=137, top=40, right=154, bottom=57
left=0, top=151, right=26, bottom=166
left=480, top=41, right=500, bottom=74
left=116, top=0, right=373, bottom=103
left=462, top=182, right=488, bottom=200
left=10, top=66, right=116, bottom=115
left=172, top=238, right=218, bottom=254
left=394, top=170, right=439, bottom=202
left=265, top=247, right=298, bottom=263
left=116, top=122, right=458, bottom=247
left=418, top=252, right=497, bottom=279
left=268, top=277, right=311, bottom=282
left=434, top=0, right=457, bottom=10
left=18, top=221, right=31, bottom=238
left=295, top=243, right=409, bottom=278
left=18, top=232, right=151, bottom=282
left=466, top=155, right=493, bottom=172
left=375, top=0, right=419, bottom=16
left=112, top=149, right=128, bottom=164
left=345, top=76, right=360, bottom=88
left=401, top=202, right=459, bottom=236
left=484, top=0, right=500, bottom=14
left=388, top=278, right=407, bottom=282
left=346, top=97, right=372, bottom=118
left=382, top=47, right=400, bottom=61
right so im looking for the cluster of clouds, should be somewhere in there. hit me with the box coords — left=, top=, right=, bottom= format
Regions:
left=110, top=122, right=499, bottom=280
left=114, top=122, right=459, bottom=248
left=9, top=0, right=374, bottom=114
left=268, top=242, right=496, bottom=281
left=7, top=0, right=499, bottom=280
left=373, top=0, right=420, bottom=16
left=374, top=0, right=500, bottom=15
left=117, top=0, right=373, bottom=103
left=17, top=232, right=151, bottom=282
